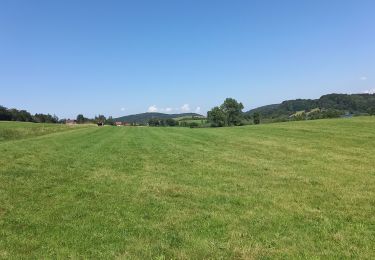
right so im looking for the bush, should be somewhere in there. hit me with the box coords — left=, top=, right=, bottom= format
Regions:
left=189, top=122, right=199, bottom=128
left=253, top=112, right=260, bottom=124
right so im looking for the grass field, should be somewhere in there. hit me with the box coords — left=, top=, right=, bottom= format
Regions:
left=0, top=121, right=93, bottom=142
left=0, top=118, right=374, bottom=258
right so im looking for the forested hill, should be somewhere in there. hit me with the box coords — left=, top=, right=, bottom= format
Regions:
left=114, top=112, right=203, bottom=124
left=246, top=93, right=375, bottom=119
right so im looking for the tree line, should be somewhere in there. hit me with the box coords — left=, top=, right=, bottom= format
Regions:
left=0, top=105, right=116, bottom=125
left=72, top=114, right=114, bottom=125
left=147, top=98, right=259, bottom=128
left=248, top=93, right=375, bottom=122
left=148, top=118, right=203, bottom=128
left=0, top=105, right=59, bottom=123
left=148, top=118, right=179, bottom=127
left=207, top=98, right=260, bottom=127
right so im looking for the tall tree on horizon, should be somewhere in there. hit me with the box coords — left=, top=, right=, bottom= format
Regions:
left=220, top=98, right=244, bottom=126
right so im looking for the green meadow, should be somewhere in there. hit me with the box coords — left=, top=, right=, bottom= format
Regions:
left=0, top=121, right=93, bottom=142
left=0, top=118, right=374, bottom=258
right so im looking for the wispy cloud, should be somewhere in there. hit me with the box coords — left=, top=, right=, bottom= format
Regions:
left=181, top=104, right=190, bottom=112
left=159, top=107, right=172, bottom=113
left=120, top=107, right=126, bottom=111
left=363, top=88, right=375, bottom=94
left=147, top=106, right=176, bottom=113
left=147, top=104, right=198, bottom=113
left=360, top=76, right=368, bottom=81
left=147, top=105, right=158, bottom=112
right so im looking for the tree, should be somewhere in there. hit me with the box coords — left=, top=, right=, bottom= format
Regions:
left=96, top=115, right=106, bottom=124
left=207, top=106, right=226, bottom=127
left=253, top=112, right=260, bottom=124
left=220, top=98, right=244, bottom=126
left=0, top=106, right=12, bottom=121
left=76, top=114, right=85, bottom=124
left=148, top=118, right=160, bottom=126
left=33, top=113, right=58, bottom=123
left=105, top=116, right=114, bottom=125
left=189, top=122, right=199, bottom=128
left=9, top=109, right=34, bottom=122
left=165, top=118, right=178, bottom=126
left=368, top=107, right=375, bottom=116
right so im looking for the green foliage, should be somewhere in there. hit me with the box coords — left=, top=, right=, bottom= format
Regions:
left=105, top=116, right=115, bottom=125
left=148, top=118, right=160, bottom=126
left=0, top=106, right=12, bottom=121
left=95, top=114, right=106, bottom=124
left=220, top=98, right=244, bottom=126
left=165, top=118, right=178, bottom=126
left=33, top=113, right=59, bottom=123
left=208, top=98, right=244, bottom=127
left=176, top=117, right=207, bottom=128
left=148, top=118, right=180, bottom=127
left=189, top=122, right=199, bottom=128
left=246, top=93, right=375, bottom=120
left=368, top=106, right=375, bottom=115
left=253, top=112, right=260, bottom=124
left=0, top=105, right=59, bottom=123
left=76, top=114, right=87, bottom=124
left=207, top=106, right=226, bottom=127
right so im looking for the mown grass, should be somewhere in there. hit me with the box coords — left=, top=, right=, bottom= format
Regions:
left=0, top=117, right=374, bottom=258
left=0, top=121, right=94, bottom=142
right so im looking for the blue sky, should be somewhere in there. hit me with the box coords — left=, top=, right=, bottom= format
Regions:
left=1, top=0, right=375, bottom=119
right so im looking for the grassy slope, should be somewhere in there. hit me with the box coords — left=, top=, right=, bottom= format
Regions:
left=0, top=122, right=94, bottom=142
left=0, top=118, right=374, bottom=258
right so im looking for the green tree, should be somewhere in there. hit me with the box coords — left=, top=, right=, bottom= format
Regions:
left=148, top=118, right=160, bottom=126
left=207, top=106, right=226, bottom=127
left=220, top=98, right=244, bottom=126
left=96, top=115, right=106, bottom=124
left=253, top=112, right=260, bottom=124
left=189, top=122, right=199, bottom=128
left=165, top=118, right=178, bottom=126
left=368, top=107, right=375, bottom=115
left=76, top=114, right=85, bottom=124
left=0, top=106, right=12, bottom=121
left=105, top=116, right=114, bottom=125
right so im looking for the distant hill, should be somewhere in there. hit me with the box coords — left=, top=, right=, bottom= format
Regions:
left=246, top=93, right=375, bottom=120
left=114, top=112, right=204, bottom=124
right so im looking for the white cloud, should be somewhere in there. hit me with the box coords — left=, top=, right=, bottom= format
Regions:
left=360, top=76, right=368, bottom=81
left=363, top=88, right=375, bottom=94
left=181, top=104, right=190, bottom=112
left=159, top=107, right=173, bottom=113
left=195, top=106, right=201, bottom=113
left=147, top=105, right=158, bottom=112
left=147, top=105, right=193, bottom=113
left=120, top=107, right=126, bottom=111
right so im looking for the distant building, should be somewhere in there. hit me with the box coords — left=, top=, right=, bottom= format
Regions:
left=66, top=119, right=77, bottom=125
left=115, top=122, right=123, bottom=126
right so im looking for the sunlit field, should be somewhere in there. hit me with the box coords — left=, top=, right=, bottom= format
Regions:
left=0, top=118, right=374, bottom=258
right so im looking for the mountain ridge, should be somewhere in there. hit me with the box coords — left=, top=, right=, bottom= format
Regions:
left=245, top=93, right=375, bottom=119
left=114, top=112, right=204, bottom=124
